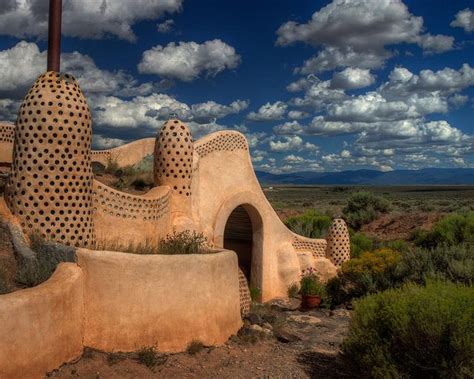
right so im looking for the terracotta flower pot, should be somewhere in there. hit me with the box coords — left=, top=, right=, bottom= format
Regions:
left=301, top=294, right=321, bottom=309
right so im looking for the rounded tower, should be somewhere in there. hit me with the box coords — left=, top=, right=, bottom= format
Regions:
left=153, top=119, right=193, bottom=217
left=325, top=218, right=350, bottom=267
left=5, top=71, right=95, bottom=247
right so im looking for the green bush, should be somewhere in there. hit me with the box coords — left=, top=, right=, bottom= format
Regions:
left=327, top=248, right=401, bottom=306
left=397, top=243, right=473, bottom=286
left=350, top=231, right=374, bottom=258
left=343, top=192, right=391, bottom=229
left=412, top=212, right=474, bottom=249
left=342, top=281, right=474, bottom=378
left=300, top=267, right=326, bottom=297
left=285, top=210, right=332, bottom=238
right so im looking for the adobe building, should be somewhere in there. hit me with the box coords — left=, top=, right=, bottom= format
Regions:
left=0, top=2, right=350, bottom=375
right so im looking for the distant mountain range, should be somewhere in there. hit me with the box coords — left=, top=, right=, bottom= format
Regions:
left=256, top=168, right=474, bottom=185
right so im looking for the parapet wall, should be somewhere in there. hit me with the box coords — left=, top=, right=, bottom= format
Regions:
left=0, top=249, right=242, bottom=377
left=0, top=263, right=84, bottom=379
left=92, top=180, right=171, bottom=246
left=77, top=248, right=242, bottom=352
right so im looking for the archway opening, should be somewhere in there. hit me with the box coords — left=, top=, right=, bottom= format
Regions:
left=224, top=205, right=253, bottom=283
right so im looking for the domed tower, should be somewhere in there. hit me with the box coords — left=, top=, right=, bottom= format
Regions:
left=325, top=218, right=351, bottom=267
left=5, top=71, right=95, bottom=247
left=153, top=119, right=193, bottom=217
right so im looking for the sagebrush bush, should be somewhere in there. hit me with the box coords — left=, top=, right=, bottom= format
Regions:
left=350, top=231, right=374, bottom=258
left=285, top=210, right=332, bottom=238
left=158, top=231, right=208, bottom=254
left=16, top=231, right=76, bottom=287
left=343, top=191, right=391, bottom=229
left=412, top=212, right=474, bottom=249
left=397, top=243, right=473, bottom=286
left=327, top=248, right=401, bottom=306
left=342, top=281, right=474, bottom=378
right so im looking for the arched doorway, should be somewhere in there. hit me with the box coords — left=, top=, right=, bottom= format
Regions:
left=223, top=205, right=254, bottom=283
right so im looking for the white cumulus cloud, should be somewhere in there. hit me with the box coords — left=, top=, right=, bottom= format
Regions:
left=138, top=40, right=240, bottom=81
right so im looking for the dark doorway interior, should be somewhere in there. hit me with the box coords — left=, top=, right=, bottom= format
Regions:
left=224, top=205, right=253, bottom=282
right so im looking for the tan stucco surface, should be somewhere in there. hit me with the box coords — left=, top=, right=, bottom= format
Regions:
left=93, top=180, right=171, bottom=246
left=192, top=131, right=335, bottom=301
left=77, top=248, right=242, bottom=352
left=92, top=138, right=155, bottom=167
left=0, top=263, right=84, bottom=379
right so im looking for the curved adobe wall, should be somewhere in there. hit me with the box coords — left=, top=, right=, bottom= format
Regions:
left=92, top=179, right=171, bottom=246
left=193, top=131, right=337, bottom=300
left=91, top=138, right=155, bottom=167
left=0, top=263, right=84, bottom=379
left=77, top=248, right=242, bottom=353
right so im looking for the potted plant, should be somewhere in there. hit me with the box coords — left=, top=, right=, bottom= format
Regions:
left=300, top=267, right=326, bottom=309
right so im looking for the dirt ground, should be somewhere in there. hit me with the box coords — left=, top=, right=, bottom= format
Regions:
left=48, top=303, right=352, bottom=379
left=361, top=212, right=443, bottom=241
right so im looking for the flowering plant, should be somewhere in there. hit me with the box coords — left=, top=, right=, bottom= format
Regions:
left=300, top=267, right=326, bottom=297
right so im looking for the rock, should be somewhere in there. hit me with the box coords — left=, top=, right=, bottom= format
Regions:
left=245, top=313, right=262, bottom=325
left=249, top=324, right=263, bottom=333
left=262, top=322, right=273, bottom=330
left=270, top=298, right=300, bottom=312
left=313, top=257, right=338, bottom=283
left=274, top=328, right=301, bottom=343
left=287, top=315, right=322, bottom=325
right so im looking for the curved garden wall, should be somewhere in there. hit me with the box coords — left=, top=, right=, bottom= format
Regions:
left=92, top=180, right=171, bottom=246
left=0, top=263, right=84, bottom=379
left=77, top=248, right=242, bottom=352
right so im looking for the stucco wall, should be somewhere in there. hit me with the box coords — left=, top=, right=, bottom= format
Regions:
left=77, top=248, right=242, bottom=352
left=92, top=138, right=155, bottom=167
left=192, top=131, right=333, bottom=301
left=0, top=263, right=84, bottom=379
left=93, top=180, right=171, bottom=246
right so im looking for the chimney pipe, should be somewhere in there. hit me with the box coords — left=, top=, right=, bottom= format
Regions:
left=47, top=0, right=62, bottom=72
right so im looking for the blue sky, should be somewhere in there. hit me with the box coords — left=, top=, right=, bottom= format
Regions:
left=0, top=0, right=472, bottom=173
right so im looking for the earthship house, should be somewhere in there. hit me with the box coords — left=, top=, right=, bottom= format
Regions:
left=0, top=69, right=351, bottom=378
left=0, top=3, right=350, bottom=372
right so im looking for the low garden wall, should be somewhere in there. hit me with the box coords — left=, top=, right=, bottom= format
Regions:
left=0, top=248, right=242, bottom=377
left=77, top=248, right=242, bottom=352
left=0, top=263, right=84, bottom=379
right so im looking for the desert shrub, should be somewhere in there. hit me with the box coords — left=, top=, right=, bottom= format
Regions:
left=327, top=248, right=402, bottom=306
left=187, top=340, right=205, bottom=355
left=412, top=212, right=474, bottom=249
left=397, top=243, right=474, bottom=286
left=382, top=239, right=410, bottom=253
left=137, top=346, right=166, bottom=369
left=285, top=210, right=332, bottom=238
left=342, top=281, right=474, bottom=378
left=104, top=157, right=120, bottom=175
left=350, top=231, right=374, bottom=258
left=343, top=192, right=391, bottom=229
left=16, top=231, right=76, bottom=287
left=158, top=231, right=208, bottom=254
left=287, top=282, right=299, bottom=298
